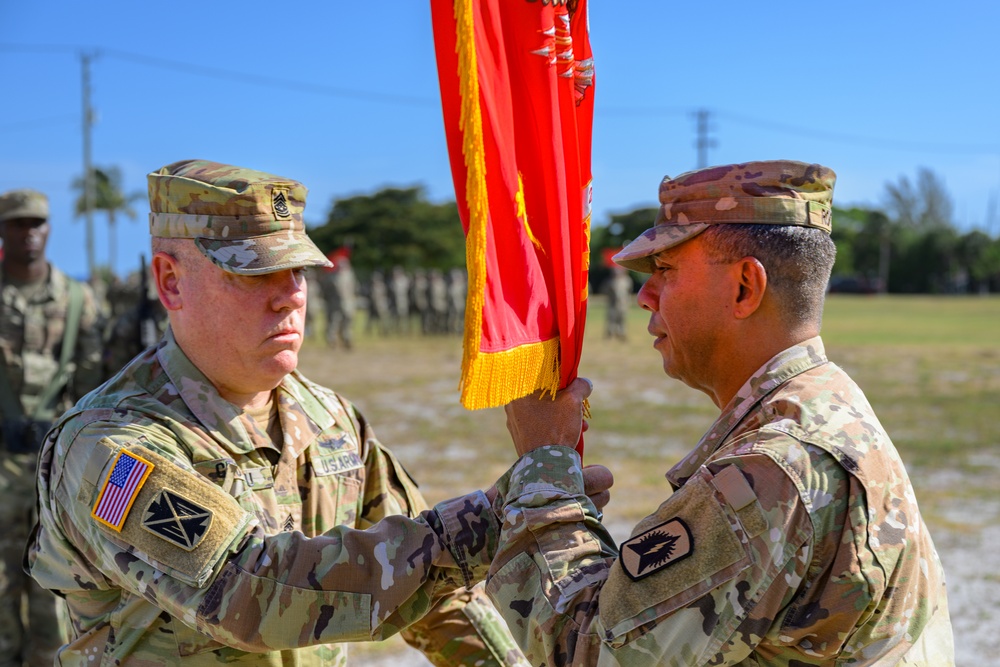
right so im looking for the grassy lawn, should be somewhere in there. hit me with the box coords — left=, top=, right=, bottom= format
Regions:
left=298, top=293, right=1000, bottom=663
left=301, top=293, right=999, bottom=519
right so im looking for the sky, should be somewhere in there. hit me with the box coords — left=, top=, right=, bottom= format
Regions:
left=2, top=1, right=999, bottom=280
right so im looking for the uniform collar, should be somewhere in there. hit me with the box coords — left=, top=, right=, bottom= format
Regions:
left=156, top=327, right=335, bottom=455
left=156, top=327, right=253, bottom=452
left=665, top=336, right=829, bottom=488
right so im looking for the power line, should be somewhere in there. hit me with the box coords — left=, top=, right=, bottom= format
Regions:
left=0, top=114, right=78, bottom=132
left=4, top=43, right=999, bottom=155
left=0, top=43, right=438, bottom=108
left=595, top=102, right=1000, bottom=156
left=716, top=110, right=1000, bottom=155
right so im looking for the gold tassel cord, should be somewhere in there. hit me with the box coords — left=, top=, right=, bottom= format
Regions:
left=453, top=0, right=491, bottom=406
left=461, top=338, right=561, bottom=410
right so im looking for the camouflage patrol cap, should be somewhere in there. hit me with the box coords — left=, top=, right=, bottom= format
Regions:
left=613, top=160, right=836, bottom=273
left=0, top=189, right=49, bottom=223
left=148, top=159, right=333, bottom=275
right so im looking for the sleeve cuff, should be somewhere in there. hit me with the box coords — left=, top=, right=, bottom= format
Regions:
left=504, top=445, right=585, bottom=505
left=433, top=490, right=500, bottom=587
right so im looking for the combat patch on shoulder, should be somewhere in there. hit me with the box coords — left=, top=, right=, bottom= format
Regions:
left=619, top=518, right=693, bottom=580
left=91, top=450, right=155, bottom=531
left=599, top=473, right=752, bottom=644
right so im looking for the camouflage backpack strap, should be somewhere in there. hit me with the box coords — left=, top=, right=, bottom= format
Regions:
left=32, top=279, right=85, bottom=420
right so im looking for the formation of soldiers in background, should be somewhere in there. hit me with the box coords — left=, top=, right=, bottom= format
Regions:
left=94, top=255, right=633, bottom=380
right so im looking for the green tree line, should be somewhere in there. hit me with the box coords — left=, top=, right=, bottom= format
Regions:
left=306, top=169, right=1000, bottom=295
left=73, top=166, right=1000, bottom=294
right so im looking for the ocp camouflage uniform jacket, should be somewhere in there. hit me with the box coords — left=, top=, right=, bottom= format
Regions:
left=483, top=337, right=955, bottom=666
left=27, top=327, right=524, bottom=666
left=0, top=262, right=103, bottom=426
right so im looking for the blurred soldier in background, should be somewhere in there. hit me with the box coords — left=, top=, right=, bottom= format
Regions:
left=446, top=267, right=467, bottom=335
left=602, top=265, right=632, bottom=341
left=365, top=269, right=390, bottom=337
left=300, top=267, right=322, bottom=343
left=388, top=265, right=410, bottom=335
left=320, top=254, right=357, bottom=350
left=410, top=267, right=430, bottom=334
left=427, top=268, right=448, bottom=334
left=0, top=189, right=103, bottom=666
left=101, top=255, right=168, bottom=379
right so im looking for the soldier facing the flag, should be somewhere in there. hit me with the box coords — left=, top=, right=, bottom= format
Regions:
left=497, top=160, right=955, bottom=665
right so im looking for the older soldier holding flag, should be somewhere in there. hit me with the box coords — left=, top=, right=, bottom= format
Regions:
left=26, top=160, right=564, bottom=666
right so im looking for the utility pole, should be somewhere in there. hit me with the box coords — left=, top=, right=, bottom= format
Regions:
left=693, top=108, right=716, bottom=169
left=81, top=52, right=96, bottom=281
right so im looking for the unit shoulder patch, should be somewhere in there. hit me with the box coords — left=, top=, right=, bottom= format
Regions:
left=619, top=517, right=693, bottom=580
left=142, top=489, right=213, bottom=551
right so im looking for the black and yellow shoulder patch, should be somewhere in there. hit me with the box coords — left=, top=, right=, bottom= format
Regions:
left=619, top=518, right=693, bottom=580
left=142, top=489, right=213, bottom=551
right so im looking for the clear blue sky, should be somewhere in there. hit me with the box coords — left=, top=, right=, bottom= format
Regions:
left=2, top=1, right=999, bottom=280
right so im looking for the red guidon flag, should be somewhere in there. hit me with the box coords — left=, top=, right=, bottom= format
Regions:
left=431, top=0, right=594, bottom=416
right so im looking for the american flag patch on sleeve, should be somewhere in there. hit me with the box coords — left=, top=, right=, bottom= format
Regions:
left=91, top=450, right=154, bottom=531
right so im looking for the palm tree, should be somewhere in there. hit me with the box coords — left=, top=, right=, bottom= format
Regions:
left=72, top=166, right=144, bottom=277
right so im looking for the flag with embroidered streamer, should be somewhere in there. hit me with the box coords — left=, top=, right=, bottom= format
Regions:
left=431, top=0, right=594, bottom=420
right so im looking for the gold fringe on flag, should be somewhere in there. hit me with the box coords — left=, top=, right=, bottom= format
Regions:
left=453, top=0, right=561, bottom=410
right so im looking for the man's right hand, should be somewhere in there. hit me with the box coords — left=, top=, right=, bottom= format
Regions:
left=504, top=378, right=593, bottom=457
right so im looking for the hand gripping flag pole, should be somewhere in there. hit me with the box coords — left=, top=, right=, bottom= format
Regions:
left=431, top=0, right=594, bottom=452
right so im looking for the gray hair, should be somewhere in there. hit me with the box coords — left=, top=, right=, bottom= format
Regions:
left=700, top=224, right=836, bottom=328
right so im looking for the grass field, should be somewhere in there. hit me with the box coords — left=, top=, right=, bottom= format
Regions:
left=299, top=293, right=1000, bottom=665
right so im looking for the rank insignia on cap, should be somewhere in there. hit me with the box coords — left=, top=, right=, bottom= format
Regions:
left=142, top=489, right=213, bottom=551
left=619, top=517, right=693, bottom=580
left=92, top=451, right=154, bottom=531
left=272, top=189, right=291, bottom=219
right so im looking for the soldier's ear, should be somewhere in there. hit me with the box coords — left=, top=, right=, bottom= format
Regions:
left=151, top=251, right=183, bottom=311
left=732, top=256, right=767, bottom=320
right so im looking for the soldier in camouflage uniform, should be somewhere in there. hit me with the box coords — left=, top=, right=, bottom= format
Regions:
left=492, top=161, right=955, bottom=665
left=25, top=160, right=533, bottom=666
left=0, top=189, right=103, bottom=666
left=101, top=257, right=169, bottom=379
left=601, top=265, right=632, bottom=341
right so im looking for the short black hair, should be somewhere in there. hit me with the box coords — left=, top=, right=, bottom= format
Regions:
left=700, top=224, right=836, bottom=328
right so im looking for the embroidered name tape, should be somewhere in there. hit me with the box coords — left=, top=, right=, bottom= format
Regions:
left=314, top=450, right=364, bottom=477
left=92, top=450, right=155, bottom=531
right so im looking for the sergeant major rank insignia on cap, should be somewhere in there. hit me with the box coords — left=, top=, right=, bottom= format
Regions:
left=619, top=517, right=694, bottom=580
left=272, top=188, right=291, bottom=219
